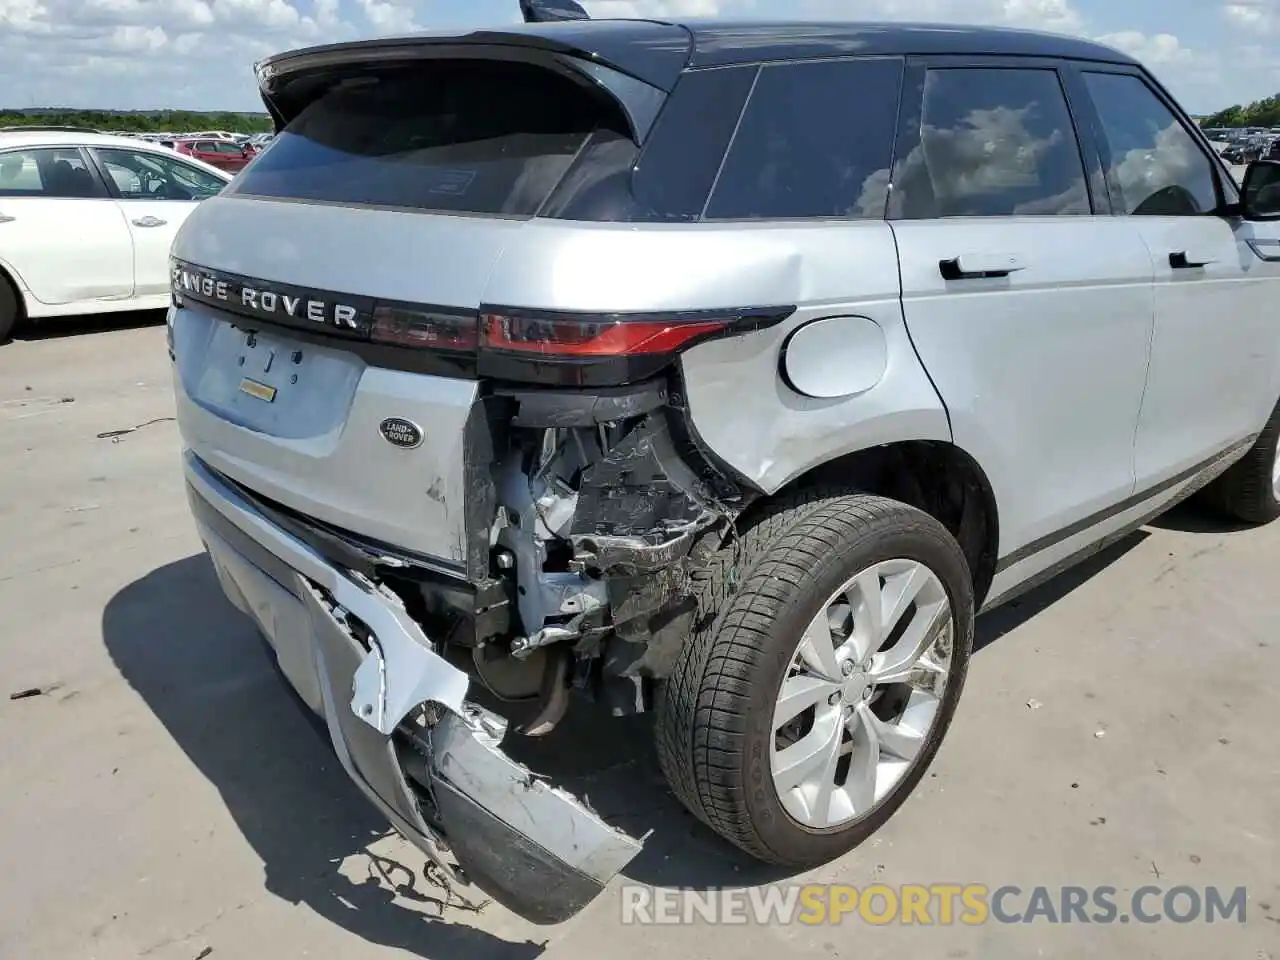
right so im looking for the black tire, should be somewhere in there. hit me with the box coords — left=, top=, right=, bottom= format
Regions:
left=1200, top=399, right=1280, bottom=525
left=0, top=273, right=18, bottom=344
left=655, top=488, right=974, bottom=867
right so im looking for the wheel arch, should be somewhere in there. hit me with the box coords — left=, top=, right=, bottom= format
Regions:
left=760, top=440, right=1001, bottom=608
left=0, top=257, right=28, bottom=336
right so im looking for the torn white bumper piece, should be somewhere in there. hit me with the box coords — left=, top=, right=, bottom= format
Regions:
left=183, top=450, right=643, bottom=924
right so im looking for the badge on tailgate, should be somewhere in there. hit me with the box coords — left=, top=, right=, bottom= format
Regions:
left=238, top=377, right=277, bottom=403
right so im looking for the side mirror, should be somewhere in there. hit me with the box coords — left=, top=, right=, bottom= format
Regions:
left=1240, top=160, right=1280, bottom=221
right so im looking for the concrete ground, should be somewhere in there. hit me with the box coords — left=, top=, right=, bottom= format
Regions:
left=1, top=317, right=1276, bottom=960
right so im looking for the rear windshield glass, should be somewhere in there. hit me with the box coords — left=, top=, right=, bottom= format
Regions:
left=233, top=59, right=626, bottom=215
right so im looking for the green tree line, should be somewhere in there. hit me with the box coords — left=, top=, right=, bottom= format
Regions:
left=1202, top=94, right=1280, bottom=129
left=0, top=108, right=271, bottom=134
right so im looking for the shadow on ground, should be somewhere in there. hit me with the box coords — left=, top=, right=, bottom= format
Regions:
left=974, top=532, right=1148, bottom=653
left=16, top=309, right=166, bottom=342
left=1144, top=497, right=1254, bottom=535
left=103, top=531, right=1147, bottom=950
left=102, top=556, right=547, bottom=960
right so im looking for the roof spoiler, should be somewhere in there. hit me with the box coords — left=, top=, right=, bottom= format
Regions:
left=520, top=0, right=590, bottom=21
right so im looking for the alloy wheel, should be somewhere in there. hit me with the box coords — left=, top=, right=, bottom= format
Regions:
left=770, top=558, right=954, bottom=830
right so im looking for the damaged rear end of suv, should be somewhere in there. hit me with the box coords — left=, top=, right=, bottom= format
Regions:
left=171, top=17, right=773, bottom=925
left=171, top=10, right=997, bottom=927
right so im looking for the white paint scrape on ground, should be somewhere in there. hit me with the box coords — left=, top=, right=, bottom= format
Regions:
left=0, top=317, right=1276, bottom=960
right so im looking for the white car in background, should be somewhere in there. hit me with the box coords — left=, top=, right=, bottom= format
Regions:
left=0, top=128, right=231, bottom=342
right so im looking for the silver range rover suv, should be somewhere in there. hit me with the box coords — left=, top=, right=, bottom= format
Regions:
left=169, top=10, right=1280, bottom=926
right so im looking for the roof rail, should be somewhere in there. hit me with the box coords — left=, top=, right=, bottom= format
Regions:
left=0, top=124, right=104, bottom=134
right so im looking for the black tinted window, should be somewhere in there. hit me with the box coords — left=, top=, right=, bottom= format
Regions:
left=234, top=59, right=627, bottom=215
left=894, top=68, right=1090, bottom=218
left=1082, top=72, right=1219, bottom=216
left=705, top=58, right=903, bottom=220
left=541, top=65, right=757, bottom=223
left=0, top=148, right=103, bottom=198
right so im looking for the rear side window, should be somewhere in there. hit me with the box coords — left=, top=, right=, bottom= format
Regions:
left=892, top=68, right=1090, bottom=218
left=705, top=58, right=904, bottom=220
left=541, top=65, right=757, bottom=223
left=0, top=148, right=103, bottom=199
left=233, top=59, right=628, bottom=215
left=1081, top=72, right=1220, bottom=216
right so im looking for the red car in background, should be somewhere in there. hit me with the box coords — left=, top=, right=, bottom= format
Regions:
left=173, top=138, right=256, bottom=172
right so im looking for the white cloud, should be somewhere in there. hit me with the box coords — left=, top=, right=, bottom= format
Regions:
left=356, top=0, right=419, bottom=31
left=1095, top=30, right=1193, bottom=66
left=1223, top=1, right=1278, bottom=33
left=108, top=23, right=169, bottom=51
left=0, top=0, right=1273, bottom=115
left=791, top=0, right=1083, bottom=34
left=587, top=0, right=721, bottom=14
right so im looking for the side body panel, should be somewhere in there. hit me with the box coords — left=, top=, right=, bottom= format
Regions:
left=894, top=217, right=1156, bottom=562
left=1063, top=62, right=1280, bottom=493
left=0, top=196, right=134, bottom=305
left=1129, top=214, right=1280, bottom=487
left=116, top=198, right=198, bottom=297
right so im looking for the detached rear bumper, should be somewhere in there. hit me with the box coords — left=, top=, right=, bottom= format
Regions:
left=183, top=450, right=642, bottom=924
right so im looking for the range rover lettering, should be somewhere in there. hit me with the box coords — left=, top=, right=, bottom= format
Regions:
left=173, top=265, right=363, bottom=329
left=168, top=3, right=1280, bottom=926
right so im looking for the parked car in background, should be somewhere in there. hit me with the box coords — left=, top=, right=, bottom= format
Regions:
left=0, top=130, right=230, bottom=341
left=174, top=138, right=255, bottom=172
left=168, top=9, right=1280, bottom=926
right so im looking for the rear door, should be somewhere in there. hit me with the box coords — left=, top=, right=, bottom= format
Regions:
left=92, top=146, right=228, bottom=297
left=0, top=146, right=133, bottom=304
left=188, top=141, right=224, bottom=169
left=210, top=141, right=249, bottom=171
left=1072, top=67, right=1280, bottom=485
left=889, top=59, right=1156, bottom=571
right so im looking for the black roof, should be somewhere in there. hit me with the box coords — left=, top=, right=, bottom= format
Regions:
left=680, top=21, right=1136, bottom=69
left=262, top=19, right=1135, bottom=95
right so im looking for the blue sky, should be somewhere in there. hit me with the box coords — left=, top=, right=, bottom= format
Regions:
left=0, top=0, right=1275, bottom=113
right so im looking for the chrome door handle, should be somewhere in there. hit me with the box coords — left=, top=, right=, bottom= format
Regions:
left=132, top=216, right=167, bottom=228
left=0, top=214, right=14, bottom=224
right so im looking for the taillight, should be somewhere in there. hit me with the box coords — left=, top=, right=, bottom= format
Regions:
left=371, top=305, right=478, bottom=352
left=481, top=313, right=732, bottom=357
left=370, top=304, right=792, bottom=386
left=476, top=306, right=793, bottom=386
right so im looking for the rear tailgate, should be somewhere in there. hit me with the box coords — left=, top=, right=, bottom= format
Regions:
left=171, top=199, right=524, bottom=572
left=169, top=45, right=666, bottom=573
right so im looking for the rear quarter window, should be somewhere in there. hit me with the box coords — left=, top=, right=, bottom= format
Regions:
left=232, top=59, right=629, bottom=216
left=704, top=58, right=905, bottom=220
left=540, top=65, right=758, bottom=223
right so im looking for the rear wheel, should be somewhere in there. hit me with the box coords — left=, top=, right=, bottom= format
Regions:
left=0, top=274, right=18, bottom=344
left=656, top=489, right=974, bottom=866
left=1200, top=399, right=1280, bottom=525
